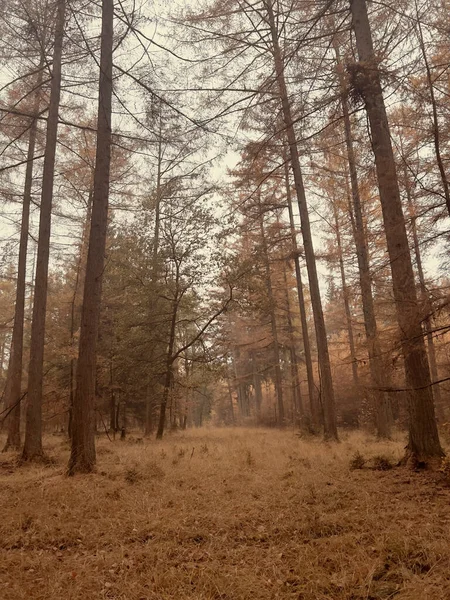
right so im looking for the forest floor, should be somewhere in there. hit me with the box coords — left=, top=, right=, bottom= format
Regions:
left=0, top=428, right=450, bottom=600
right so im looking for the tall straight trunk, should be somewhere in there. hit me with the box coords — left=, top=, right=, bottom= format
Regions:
left=401, top=158, right=443, bottom=421
left=281, top=259, right=304, bottom=423
left=226, top=377, right=236, bottom=424
left=109, top=354, right=116, bottom=433
left=350, top=0, right=443, bottom=462
left=331, top=196, right=359, bottom=387
left=156, top=296, right=177, bottom=439
left=256, top=198, right=284, bottom=424
left=265, top=1, right=337, bottom=438
left=151, top=120, right=163, bottom=282
left=3, top=61, right=44, bottom=451
left=68, top=0, right=113, bottom=474
left=250, top=355, right=262, bottom=422
left=334, top=41, right=391, bottom=437
left=22, top=0, right=65, bottom=461
left=284, top=160, right=321, bottom=428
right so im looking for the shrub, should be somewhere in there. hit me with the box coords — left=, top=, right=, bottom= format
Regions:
left=372, top=455, right=393, bottom=471
left=349, top=451, right=366, bottom=470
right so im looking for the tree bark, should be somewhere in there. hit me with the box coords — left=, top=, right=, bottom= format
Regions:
left=401, top=157, right=444, bottom=421
left=331, top=194, right=359, bottom=387
left=350, top=0, right=443, bottom=462
left=265, top=0, right=337, bottom=439
left=3, top=61, right=44, bottom=451
left=257, top=194, right=284, bottom=425
left=68, top=0, right=113, bottom=474
left=284, top=161, right=321, bottom=429
left=334, top=40, right=392, bottom=437
left=156, top=257, right=180, bottom=439
left=281, top=241, right=304, bottom=424
left=22, top=0, right=66, bottom=461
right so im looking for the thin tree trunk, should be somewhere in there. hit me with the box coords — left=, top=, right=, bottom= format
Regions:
left=350, top=0, right=443, bottom=463
left=144, top=382, right=153, bottom=436
left=257, top=195, right=284, bottom=425
left=22, top=0, right=65, bottom=461
left=284, top=160, right=321, bottom=429
left=226, top=376, right=236, bottom=424
left=156, top=269, right=179, bottom=439
left=265, top=0, right=337, bottom=439
left=334, top=40, right=391, bottom=437
left=3, top=61, right=44, bottom=451
left=250, top=355, right=262, bottom=422
left=68, top=0, right=113, bottom=474
left=156, top=325, right=175, bottom=439
left=281, top=239, right=304, bottom=423
left=331, top=195, right=359, bottom=387
left=401, top=158, right=444, bottom=421
left=109, top=355, right=116, bottom=434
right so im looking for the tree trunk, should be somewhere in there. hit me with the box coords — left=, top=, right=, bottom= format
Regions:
left=226, top=376, right=236, bottom=424
left=3, top=60, right=44, bottom=451
left=331, top=195, right=359, bottom=387
left=257, top=194, right=284, bottom=425
left=156, top=279, right=179, bottom=439
left=265, top=1, right=337, bottom=439
left=281, top=246, right=304, bottom=423
left=22, top=0, right=65, bottom=461
left=350, top=0, right=443, bottom=463
left=334, top=40, right=392, bottom=437
left=284, top=160, right=321, bottom=429
left=401, top=157, right=444, bottom=421
left=68, top=0, right=113, bottom=474
left=251, top=356, right=263, bottom=422
left=144, top=383, right=153, bottom=436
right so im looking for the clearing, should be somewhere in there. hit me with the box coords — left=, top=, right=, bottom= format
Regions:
left=0, top=428, right=449, bottom=599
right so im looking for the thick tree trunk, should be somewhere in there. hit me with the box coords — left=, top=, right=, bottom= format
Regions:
left=3, top=62, right=43, bottom=451
left=350, top=0, right=443, bottom=463
left=22, top=0, right=65, bottom=461
left=68, top=0, right=113, bottom=474
left=265, top=1, right=337, bottom=439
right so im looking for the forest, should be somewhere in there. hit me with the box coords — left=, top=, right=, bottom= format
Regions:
left=1, top=0, right=450, bottom=598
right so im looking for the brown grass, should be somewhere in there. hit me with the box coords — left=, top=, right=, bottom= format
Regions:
left=0, top=427, right=449, bottom=599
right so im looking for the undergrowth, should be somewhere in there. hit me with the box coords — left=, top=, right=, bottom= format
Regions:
left=0, top=428, right=449, bottom=599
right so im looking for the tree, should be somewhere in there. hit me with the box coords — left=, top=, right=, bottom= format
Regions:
left=349, top=0, right=443, bottom=464
left=68, top=0, right=114, bottom=474
left=22, top=0, right=66, bottom=461
left=263, top=0, right=337, bottom=439
left=2, top=57, right=45, bottom=451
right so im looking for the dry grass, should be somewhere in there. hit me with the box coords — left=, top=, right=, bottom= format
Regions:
left=0, top=427, right=449, bottom=599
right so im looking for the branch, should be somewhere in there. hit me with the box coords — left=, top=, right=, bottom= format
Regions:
left=170, top=285, right=233, bottom=363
